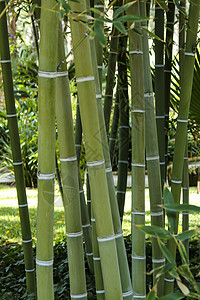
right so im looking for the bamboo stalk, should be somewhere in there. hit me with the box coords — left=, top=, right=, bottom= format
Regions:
left=109, top=91, right=119, bottom=166
left=155, top=3, right=166, bottom=188
left=75, top=99, right=94, bottom=274
left=165, top=0, right=200, bottom=294
left=140, top=2, right=165, bottom=296
left=69, top=0, right=123, bottom=297
left=127, top=1, right=146, bottom=298
left=0, top=1, right=36, bottom=294
left=116, top=35, right=129, bottom=222
left=103, top=1, right=120, bottom=135
left=36, top=1, right=59, bottom=298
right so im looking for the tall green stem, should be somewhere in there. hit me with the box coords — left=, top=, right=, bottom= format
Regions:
left=165, top=0, right=200, bottom=294
left=127, top=1, right=146, bottom=298
left=36, top=1, right=59, bottom=299
left=109, top=90, right=119, bottom=165
left=0, top=1, right=35, bottom=294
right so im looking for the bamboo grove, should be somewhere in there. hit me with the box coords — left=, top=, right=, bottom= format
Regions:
left=0, top=0, right=200, bottom=299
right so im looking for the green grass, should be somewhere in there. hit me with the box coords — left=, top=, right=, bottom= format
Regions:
left=0, top=184, right=200, bottom=243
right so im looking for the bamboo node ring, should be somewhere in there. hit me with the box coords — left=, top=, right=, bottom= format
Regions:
left=133, top=295, right=146, bottom=299
left=37, top=172, right=55, bottom=180
left=105, top=167, right=112, bottom=173
left=25, top=269, right=35, bottom=272
left=146, top=156, right=159, bottom=161
left=66, top=231, right=83, bottom=238
left=132, top=163, right=145, bottom=167
left=60, top=156, right=77, bottom=162
left=38, top=70, right=57, bottom=78
left=177, top=118, right=188, bottom=123
left=185, top=52, right=195, bottom=57
left=71, top=292, right=87, bottom=298
left=164, top=278, right=175, bottom=282
left=82, top=223, right=90, bottom=228
left=87, top=160, right=105, bottom=167
left=7, top=113, right=17, bottom=118
left=22, top=239, right=32, bottom=244
left=152, top=258, right=165, bottom=263
left=132, top=255, right=146, bottom=260
left=96, top=290, right=105, bottom=294
left=19, top=203, right=28, bottom=208
left=13, top=161, right=23, bottom=166
left=144, top=92, right=153, bottom=97
left=97, top=234, right=115, bottom=242
left=36, top=258, right=53, bottom=267
left=76, top=76, right=94, bottom=83
left=171, top=179, right=182, bottom=184
left=131, top=109, right=145, bottom=113
left=123, top=290, right=133, bottom=297
left=96, top=93, right=102, bottom=99
left=0, top=59, right=11, bottom=63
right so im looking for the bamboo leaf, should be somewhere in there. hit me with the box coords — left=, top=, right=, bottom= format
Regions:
left=159, top=292, right=185, bottom=300
left=142, top=27, right=164, bottom=42
left=113, top=21, right=127, bottom=35
left=113, top=2, right=134, bottom=19
left=94, top=20, right=106, bottom=46
left=146, top=290, right=157, bottom=300
left=57, top=0, right=71, bottom=13
left=116, top=15, right=148, bottom=23
left=173, top=0, right=187, bottom=15
left=177, top=229, right=197, bottom=242
left=176, top=278, right=190, bottom=295
left=163, top=187, right=177, bottom=232
left=164, top=203, right=200, bottom=213
left=137, top=225, right=172, bottom=239
left=158, top=239, right=176, bottom=265
left=155, top=0, right=168, bottom=10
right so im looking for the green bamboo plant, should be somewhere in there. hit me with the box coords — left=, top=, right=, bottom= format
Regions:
left=69, top=0, right=123, bottom=297
left=116, top=35, right=129, bottom=221
left=140, top=1, right=165, bottom=296
left=36, top=0, right=59, bottom=298
left=0, top=1, right=35, bottom=294
left=165, top=0, right=200, bottom=294
left=127, top=1, right=146, bottom=298
left=155, top=3, right=166, bottom=188
left=56, top=27, right=88, bottom=298
left=109, top=89, right=119, bottom=165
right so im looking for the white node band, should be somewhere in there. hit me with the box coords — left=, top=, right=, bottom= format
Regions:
left=117, top=191, right=126, bottom=194
left=164, top=278, right=174, bottom=282
left=119, top=126, right=129, bottom=129
left=94, top=4, right=104, bottom=8
left=96, top=290, right=105, bottom=294
left=160, top=161, right=165, bottom=165
left=106, top=167, right=112, bottom=173
left=82, top=223, right=90, bottom=228
left=185, top=52, right=195, bottom=57
left=152, top=258, right=165, bottom=264
left=132, top=255, right=146, bottom=260
left=66, top=231, right=83, bottom=238
left=182, top=187, right=189, bottom=190
left=93, top=257, right=100, bottom=261
left=71, top=292, right=87, bottom=298
left=184, top=157, right=188, bottom=160
left=182, top=212, right=189, bottom=215
left=132, top=211, right=145, bottom=216
left=132, top=163, right=145, bottom=167
left=123, top=290, right=133, bottom=297
left=0, top=59, right=11, bottom=63
left=96, top=93, right=102, bottom=99
left=87, top=160, right=105, bottom=167
left=38, top=71, right=57, bottom=78
left=109, top=137, right=117, bottom=141
left=91, top=218, right=95, bottom=222
left=151, top=211, right=163, bottom=217
left=119, top=160, right=128, bottom=164
left=7, top=113, right=17, bottom=118
left=76, top=76, right=94, bottom=83
left=60, top=156, right=77, bottom=162
left=171, top=179, right=182, bottom=184
left=13, top=161, right=23, bottom=166
left=36, top=258, right=53, bottom=267
left=19, top=203, right=28, bottom=208
left=129, top=50, right=143, bottom=55
left=133, top=295, right=146, bottom=299
left=146, top=156, right=159, bottom=161
left=97, top=65, right=103, bottom=69
left=132, top=109, right=145, bottom=113
left=56, top=71, right=68, bottom=77
left=155, top=64, right=164, bottom=67
left=25, top=268, right=35, bottom=272
left=87, top=199, right=91, bottom=203
left=98, top=234, right=115, bottom=242
left=144, top=92, right=153, bottom=97
left=156, top=115, right=165, bottom=119
left=38, top=173, right=55, bottom=180
left=86, top=252, right=93, bottom=256
left=177, top=119, right=188, bottom=123
left=115, top=232, right=123, bottom=239
left=75, top=144, right=81, bottom=147
left=79, top=190, right=84, bottom=194
left=22, top=239, right=32, bottom=244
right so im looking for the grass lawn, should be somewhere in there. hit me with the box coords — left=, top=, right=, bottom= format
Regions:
left=0, top=183, right=200, bottom=244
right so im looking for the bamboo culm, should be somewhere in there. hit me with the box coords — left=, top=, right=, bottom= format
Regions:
left=0, top=1, right=35, bottom=294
